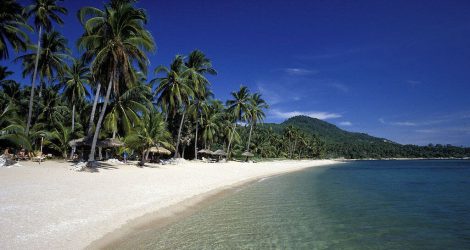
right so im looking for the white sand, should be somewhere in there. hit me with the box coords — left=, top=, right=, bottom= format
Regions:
left=0, top=159, right=339, bottom=249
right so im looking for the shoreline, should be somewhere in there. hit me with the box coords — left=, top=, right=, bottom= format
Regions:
left=88, top=170, right=283, bottom=249
left=0, top=159, right=339, bottom=249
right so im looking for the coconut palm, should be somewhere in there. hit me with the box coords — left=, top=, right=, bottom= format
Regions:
left=245, top=93, right=268, bottom=154
left=185, top=50, right=216, bottom=159
left=201, top=101, right=223, bottom=150
left=125, top=110, right=172, bottom=166
left=44, top=123, right=75, bottom=158
left=78, top=2, right=155, bottom=164
left=104, top=83, right=152, bottom=138
left=0, top=104, right=31, bottom=150
left=61, top=58, right=90, bottom=131
left=153, top=56, right=193, bottom=158
left=37, top=85, right=68, bottom=128
left=0, top=0, right=31, bottom=60
left=23, top=0, right=67, bottom=134
left=225, top=86, right=250, bottom=158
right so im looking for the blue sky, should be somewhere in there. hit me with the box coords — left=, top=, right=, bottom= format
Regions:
left=8, top=0, right=470, bottom=146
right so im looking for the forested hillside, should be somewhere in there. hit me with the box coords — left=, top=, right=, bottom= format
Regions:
left=262, top=116, right=470, bottom=159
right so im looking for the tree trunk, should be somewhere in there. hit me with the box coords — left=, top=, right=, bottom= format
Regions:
left=174, top=110, right=185, bottom=158
left=246, top=122, right=254, bottom=152
left=227, top=124, right=236, bottom=159
left=182, top=145, right=186, bottom=159
left=139, top=150, right=146, bottom=166
left=87, top=83, right=101, bottom=137
left=71, top=104, right=75, bottom=131
left=26, top=26, right=42, bottom=135
left=88, top=72, right=114, bottom=165
left=194, top=115, right=198, bottom=160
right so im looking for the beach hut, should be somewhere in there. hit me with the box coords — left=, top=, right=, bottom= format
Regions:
left=68, top=137, right=124, bottom=160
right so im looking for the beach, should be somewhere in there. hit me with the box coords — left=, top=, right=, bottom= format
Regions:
left=0, top=159, right=338, bottom=249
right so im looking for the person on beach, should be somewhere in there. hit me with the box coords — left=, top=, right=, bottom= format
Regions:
left=123, top=150, right=128, bottom=164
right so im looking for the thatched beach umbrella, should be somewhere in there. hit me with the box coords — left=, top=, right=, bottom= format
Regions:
left=97, top=138, right=124, bottom=148
left=212, top=149, right=227, bottom=162
left=198, top=149, right=214, bottom=154
left=148, top=146, right=171, bottom=155
left=213, top=149, right=227, bottom=156
left=241, top=151, right=254, bottom=157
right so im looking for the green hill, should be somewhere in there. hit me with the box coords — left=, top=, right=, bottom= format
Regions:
left=262, top=115, right=470, bottom=159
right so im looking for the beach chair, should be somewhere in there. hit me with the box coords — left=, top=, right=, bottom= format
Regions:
left=32, top=152, right=46, bottom=164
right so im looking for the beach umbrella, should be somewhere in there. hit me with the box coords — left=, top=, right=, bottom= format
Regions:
left=97, top=138, right=124, bottom=148
left=213, top=149, right=227, bottom=156
left=241, top=151, right=254, bottom=157
left=198, top=149, right=214, bottom=154
left=148, top=146, right=172, bottom=155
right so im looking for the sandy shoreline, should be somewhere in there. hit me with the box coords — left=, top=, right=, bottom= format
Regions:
left=0, top=159, right=339, bottom=249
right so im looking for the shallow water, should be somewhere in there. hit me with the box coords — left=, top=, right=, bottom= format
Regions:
left=114, top=160, right=470, bottom=249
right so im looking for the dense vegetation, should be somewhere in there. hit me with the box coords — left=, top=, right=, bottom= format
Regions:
left=264, top=116, right=470, bottom=159
left=1, top=0, right=468, bottom=165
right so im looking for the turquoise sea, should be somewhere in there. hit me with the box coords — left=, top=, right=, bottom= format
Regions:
left=115, top=160, right=470, bottom=249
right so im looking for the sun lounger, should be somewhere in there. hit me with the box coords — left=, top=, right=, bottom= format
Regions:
left=32, top=153, right=46, bottom=164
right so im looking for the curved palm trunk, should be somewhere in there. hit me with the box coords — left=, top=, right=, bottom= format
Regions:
left=194, top=115, right=198, bottom=160
left=174, top=110, right=185, bottom=158
left=245, top=122, right=254, bottom=162
left=246, top=122, right=254, bottom=152
left=87, top=83, right=101, bottom=137
left=226, top=124, right=236, bottom=159
left=88, top=73, right=113, bottom=165
left=26, top=26, right=42, bottom=134
left=71, top=104, right=75, bottom=131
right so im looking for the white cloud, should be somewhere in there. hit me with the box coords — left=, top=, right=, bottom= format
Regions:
left=407, top=80, right=421, bottom=86
left=339, top=121, right=353, bottom=126
left=283, top=68, right=318, bottom=76
left=271, top=109, right=341, bottom=120
left=391, top=121, right=417, bottom=126
left=329, top=83, right=349, bottom=93
left=379, top=118, right=416, bottom=126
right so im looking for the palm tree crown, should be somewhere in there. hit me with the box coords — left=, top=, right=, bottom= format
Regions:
left=0, top=0, right=31, bottom=59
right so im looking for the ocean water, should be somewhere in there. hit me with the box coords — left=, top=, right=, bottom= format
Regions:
left=115, top=160, right=470, bottom=249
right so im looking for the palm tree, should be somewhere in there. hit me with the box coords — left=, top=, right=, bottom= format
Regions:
left=0, top=104, right=31, bottom=150
left=78, top=2, right=155, bottom=164
left=0, top=0, right=31, bottom=60
left=185, top=50, right=216, bottom=159
left=104, top=83, right=152, bottom=138
left=201, top=101, right=222, bottom=150
left=245, top=93, right=268, bottom=155
left=23, top=0, right=67, bottom=134
left=17, top=30, right=70, bottom=136
left=225, top=86, right=250, bottom=158
left=154, top=56, right=193, bottom=158
left=61, top=58, right=90, bottom=132
left=44, top=123, right=75, bottom=159
left=125, top=110, right=172, bottom=166
left=37, top=85, right=68, bottom=128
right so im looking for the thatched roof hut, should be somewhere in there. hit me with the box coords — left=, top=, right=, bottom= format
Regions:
left=68, top=137, right=124, bottom=148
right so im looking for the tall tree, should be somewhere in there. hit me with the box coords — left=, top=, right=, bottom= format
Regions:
left=23, top=0, right=67, bottom=134
left=0, top=0, right=31, bottom=60
left=61, top=58, right=90, bottom=132
left=125, top=109, right=172, bottom=166
left=78, top=2, right=155, bottom=165
left=154, top=56, right=193, bottom=158
left=225, top=86, right=250, bottom=158
left=245, top=93, right=268, bottom=154
left=185, top=50, right=216, bottom=159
